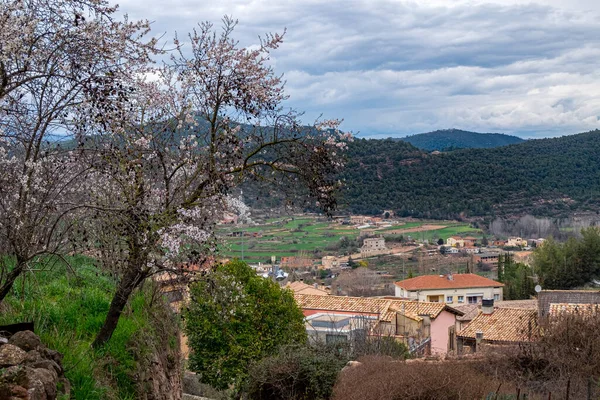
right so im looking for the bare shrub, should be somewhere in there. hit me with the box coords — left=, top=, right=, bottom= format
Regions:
left=332, top=356, right=501, bottom=400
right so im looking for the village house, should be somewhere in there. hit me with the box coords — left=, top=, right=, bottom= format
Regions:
left=463, top=236, right=478, bottom=247
left=473, top=252, right=500, bottom=265
left=285, top=281, right=329, bottom=296
left=295, top=293, right=463, bottom=355
left=350, top=215, right=370, bottom=225
left=321, top=256, right=338, bottom=269
left=446, top=236, right=465, bottom=247
left=506, top=237, right=528, bottom=247
left=462, top=247, right=479, bottom=255
left=456, top=299, right=538, bottom=354
left=394, top=273, right=504, bottom=304
left=360, top=237, right=388, bottom=257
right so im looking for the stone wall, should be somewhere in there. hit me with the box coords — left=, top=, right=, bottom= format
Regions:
left=0, top=330, right=69, bottom=400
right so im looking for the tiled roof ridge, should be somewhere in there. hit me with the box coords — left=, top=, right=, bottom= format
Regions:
left=457, top=307, right=538, bottom=343
left=394, top=273, right=504, bottom=290
left=294, top=293, right=456, bottom=321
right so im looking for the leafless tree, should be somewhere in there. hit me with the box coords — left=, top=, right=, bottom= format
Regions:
left=332, top=268, right=391, bottom=297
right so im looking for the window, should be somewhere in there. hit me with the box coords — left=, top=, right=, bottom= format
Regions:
left=494, top=294, right=500, bottom=301
left=467, top=296, right=478, bottom=304
left=446, top=295, right=453, bottom=303
left=458, top=296, right=464, bottom=303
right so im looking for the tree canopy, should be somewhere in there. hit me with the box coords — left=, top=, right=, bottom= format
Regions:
left=184, top=260, right=307, bottom=391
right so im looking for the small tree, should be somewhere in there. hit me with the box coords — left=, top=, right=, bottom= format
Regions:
left=184, top=260, right=307, bottom=392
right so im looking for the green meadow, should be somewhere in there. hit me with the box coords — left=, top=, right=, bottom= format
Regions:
left=217, top=217, right=480, bottom=263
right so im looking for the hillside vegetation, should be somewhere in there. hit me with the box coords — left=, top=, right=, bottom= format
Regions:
left=0, top=256, right=180, bottom=400
left=399, top=129, right=524, bottom=151
left=341, top=130, right=600, bottom=218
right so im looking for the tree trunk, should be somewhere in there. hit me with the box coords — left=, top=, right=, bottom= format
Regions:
left=92, top=266, right=146, bottom=348
left=0, top=261, right=26, bottom=304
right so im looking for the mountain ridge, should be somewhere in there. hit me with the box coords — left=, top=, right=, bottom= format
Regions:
left=340, top=129, right=600, bottom=218
left=395, top=128, right=525, bottom=151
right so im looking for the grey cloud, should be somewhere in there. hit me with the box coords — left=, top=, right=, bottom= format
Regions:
left=118, top=0, right=600, bottom=138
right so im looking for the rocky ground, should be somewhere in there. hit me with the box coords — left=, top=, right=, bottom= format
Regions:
left=0, top=330, right=69, bottom=400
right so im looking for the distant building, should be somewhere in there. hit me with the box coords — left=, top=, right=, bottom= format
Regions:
left=462, top=247, right=479, bottom=255
left=285, top=281, right=328, bottom=296
left=463, top=236, right=478, bottom=247
left=473, top=252, right=499, bottom=265
left=506, top=237, right=528, bottom=247
left=361, top=237, right=388, bottom=257
left=446, top=236, right=465, bottom=247
left=350, top=215, right=370, bottom=225
left=321, top=256, right=338, bottom=269
left=394, top=273, right=504, bottom=304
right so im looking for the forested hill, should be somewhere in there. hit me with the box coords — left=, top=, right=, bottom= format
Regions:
left=398, top=129, right=524, bottom=151
left=341, top=130, right=600, bottom=218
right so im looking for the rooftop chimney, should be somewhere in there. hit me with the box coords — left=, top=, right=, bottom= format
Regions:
left=482, top=298, right=494, bottom=315
left=447, top=273, right=454, bottom=281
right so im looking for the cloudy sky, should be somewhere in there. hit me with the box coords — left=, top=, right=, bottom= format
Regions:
left=118, top=0, right=600, bottom=138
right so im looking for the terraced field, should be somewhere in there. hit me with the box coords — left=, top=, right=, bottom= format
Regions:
left=217, top=216, right=481, bottom=263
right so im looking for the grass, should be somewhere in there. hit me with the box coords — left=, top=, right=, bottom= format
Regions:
left=0, top=255, right=175, bottom=400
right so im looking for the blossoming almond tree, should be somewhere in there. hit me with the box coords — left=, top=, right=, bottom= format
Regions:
left=79, top=17, right=351, bottom=347
left=0, top=0, right=154, bottom=302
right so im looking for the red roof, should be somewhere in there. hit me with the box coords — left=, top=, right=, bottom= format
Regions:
left=395, top=273, right=503, bottom=291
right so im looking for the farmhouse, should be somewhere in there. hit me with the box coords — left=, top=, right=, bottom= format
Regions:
left=446, top=236, right=465, bottom=247
left=360, top=237, right=388, bottom=257
left=394, top=273, right=504, bottom=304
left=473, top=252, right=499, bottom=265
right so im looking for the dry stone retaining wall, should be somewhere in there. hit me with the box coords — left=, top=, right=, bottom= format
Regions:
left=0, top=330, right=69, bottom=400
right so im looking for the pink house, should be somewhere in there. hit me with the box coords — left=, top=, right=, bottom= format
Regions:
left=295, top=294, right=463, bottom=355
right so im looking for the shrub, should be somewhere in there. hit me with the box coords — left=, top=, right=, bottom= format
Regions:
left=246, top=344, right=347, bottom=400
left=332, top=357, right=501, bottom=400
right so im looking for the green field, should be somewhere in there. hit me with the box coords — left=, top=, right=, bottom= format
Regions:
left=217, top=217, right=480, bottom=263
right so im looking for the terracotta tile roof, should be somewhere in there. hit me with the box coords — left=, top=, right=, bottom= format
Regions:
left=548, top=303, right=600, bottom=317
left=495, top=299, right=538, bottom=310
left=452, top=304, right=480, bottom=322
left=294, top=294, right=461, bottom=323
left=285, top=281, right=328, bottom=296
left=538, top=290, right=600, bottom=317
left=395, top=273, right=503, bottom=291
left=457, top=308, right=538, bottom=343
